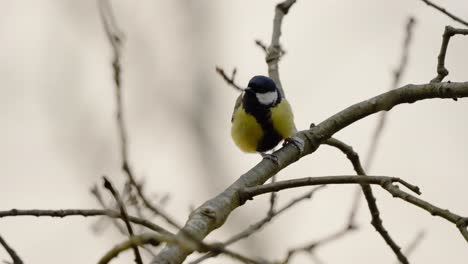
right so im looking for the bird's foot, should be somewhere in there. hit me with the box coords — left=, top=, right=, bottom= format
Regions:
left=283, top=136, right=305, bottom=154
left=261, top=153, right=279, bottom=165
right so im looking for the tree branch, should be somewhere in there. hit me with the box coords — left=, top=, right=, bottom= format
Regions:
left=323, top=137, right=411, bottom=263
left=215, top=67, right=244, bottom=91
left=366, top=17, right=416, bottom=170
left=152, top=80, right=468, bottom=263
left=419, top=0, right=468, bottom=27
left=240, top=176, right=420, bottom=199
left=0, top=209, right=171, bottom=235
left=98, top=0, right=181, bottom=229
left=0, top=235, right=23, bottom=264
left=190, top=186, right=325, bottom=264
left=103, top=176, right=143, bottom=264
left=266, top=0, right=296, bottom=97
left=431, top=26, right=468, bottom=83
left=242, top=175, right=468, bottom=243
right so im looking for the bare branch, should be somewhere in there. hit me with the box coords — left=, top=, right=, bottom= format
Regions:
left=366, top=17, right=416, bottom=171
left=243, top=175, right=468, bottom=243
left=323, top=138, right=410, bottom=263
left=431, top=26, right=468, bottom=83
left=266, top=0, right=297, bottom=97
left=281, top=224, right=357, bottom=264
left=153, top=80, right=468, bottom=263
left=190, top=187, right=325, bottom=264
left=90, top=184, right=128, bottom=234
left=98, top=234, right=166, bottom=264
left=0, top=209, right=171, bottom=235
left=240, top=176, right=420, bottom=199
left=394, top=230, right=426, bottom=264
left=103, top=176, right=143, bottom=264
left=215, top=67, right=244, bottom=91
left=98, top=0, right=181, bottom=229
left=419, top=0, right=468, bottom=27
left=0, top=235, right=23, bottom=264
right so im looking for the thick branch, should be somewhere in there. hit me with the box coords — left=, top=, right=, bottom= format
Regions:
left=152, top=81, right=468, bottom=263
left=0, top=235, right=23, bottom=264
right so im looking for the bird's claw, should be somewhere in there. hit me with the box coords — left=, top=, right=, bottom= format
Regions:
left=261, top=153, right=279, bottom=165
left=284, top=136, right=305, bottom=154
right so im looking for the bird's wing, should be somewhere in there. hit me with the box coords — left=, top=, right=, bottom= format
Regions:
left=231, top=93, right=243, bottom=123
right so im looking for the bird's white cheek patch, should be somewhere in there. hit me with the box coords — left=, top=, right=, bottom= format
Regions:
left=256, top=91, right=278, bottom=105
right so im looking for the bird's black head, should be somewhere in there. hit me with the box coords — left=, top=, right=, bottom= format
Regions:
left=244, top=75, right=281, bottom=107
left=247, top=75, right=278, bottom=94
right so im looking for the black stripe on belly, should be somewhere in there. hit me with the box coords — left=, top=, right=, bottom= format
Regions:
left=256, top=124, right=282, bottom=152
left=242, top=94, right=283, bottom=152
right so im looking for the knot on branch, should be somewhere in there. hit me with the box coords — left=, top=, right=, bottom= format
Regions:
left=200, top=206, right=217, bottom=220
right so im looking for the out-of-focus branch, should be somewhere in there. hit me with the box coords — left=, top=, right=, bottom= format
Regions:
left=215, top=67, right=244, bottom=91
left=347, top=17, right=416, bottom=232
left=190, top=186, right=325, bottom=264
left=0, top=235, right=23, bottom=264
left=103, top=176, right=142, bottom=264
left=281, top=225, right=356, bottom=264
left=431, top=26, right=468, bottom=83
left=240, top=176, right=420, bottom=199
left=419, top=0, right=468, bottom=27
left=0, top=209, right=171, bottom=235
left=366, top=17, right=416, bottom=170
left=394, top=231, right=426, bottom=264
left=98, top=0, right=181, bottom=229
left=99, top=232, right=265, bottom=264
left=98, top=234, right=163, bottom=264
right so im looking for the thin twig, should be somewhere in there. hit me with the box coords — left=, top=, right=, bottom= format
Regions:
left=347, top=19, right=417, bottom=241
left=366, top=17, right=416, bottom=171
left=321, top=138, right=410, bottom=264
left=0, top=209, right=171, bottom=235
left=281, top=224, right=357, bottom=264
left=98, top=0, right=181, bottom=229
left=419, top=0, right=468, bottom=27
left=90, top=184, right=128, bottom=234
left=242, top=175, right=468, bottom=243
left=431, top=26, right=468, bottom=83
left=98, top=234, right=167, bottom=264
left=189, top=187, right=324, bottom=264
left=394, top=230, right=426, bottom=264
left=0, top=235, right=23, bottom=264
left=240, top=175, right=420, bottom=199
left=103, top=176, right=143, bottom=264
left=215, top=67, right=244, bottom=91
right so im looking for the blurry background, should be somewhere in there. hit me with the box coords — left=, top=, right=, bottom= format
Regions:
left=0, top=0, right=467, bottom=263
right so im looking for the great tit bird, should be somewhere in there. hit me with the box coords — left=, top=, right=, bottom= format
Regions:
left=231, top=75, right=301, bottom=159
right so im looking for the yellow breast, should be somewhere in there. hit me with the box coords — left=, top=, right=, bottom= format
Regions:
left=271, top=99, right=296, bottom=139
left=231, top=100, right=296, bottom=153
left=231, top=106, right=263, bottom=153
